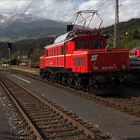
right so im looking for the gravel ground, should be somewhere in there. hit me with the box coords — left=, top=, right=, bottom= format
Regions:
left=6, top=72, right=140, bottom=140
left=11, top=66, right=39, bottom=75
left=0, top=81, right=32, bottom=140
left=0, top=85, right=13, bottom=140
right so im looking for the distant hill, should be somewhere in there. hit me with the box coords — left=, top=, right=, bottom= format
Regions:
left=0, top=14, right=67, bottom=41
left=0, top=17, right=139, bottom=60
left=101, top=18, right=140, bottom=50
left=102, top=18, right=140, bottom=36
left=0, top=13, right=139, bottom=42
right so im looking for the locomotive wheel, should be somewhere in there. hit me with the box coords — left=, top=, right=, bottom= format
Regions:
left=41, top=73, right=45, bottom=79
left=52, top=74, right=56, bottom=83
left=46, top=72, right=51, bottom=82
left=67, top=78, right=73, bottom=88
left=62, top=77, right=67, bottom=85
left=75, top=79, right=81, bottom=90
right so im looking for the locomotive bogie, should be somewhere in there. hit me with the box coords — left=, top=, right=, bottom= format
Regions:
left=40, top=66, right=128, bottom=94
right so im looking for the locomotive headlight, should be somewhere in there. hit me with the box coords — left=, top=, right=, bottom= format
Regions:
left=121, top=64, right=126, bottom=70
left=93, top=66, right=98, bottom=71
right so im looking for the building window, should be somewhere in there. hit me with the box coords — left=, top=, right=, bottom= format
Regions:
left=76, top=40, right=88, bottom=50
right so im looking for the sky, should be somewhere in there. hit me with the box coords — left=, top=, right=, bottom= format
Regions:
left=0, top=0, right=140, bottom=27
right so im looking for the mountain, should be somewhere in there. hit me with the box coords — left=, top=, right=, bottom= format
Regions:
left=0, top=17, right=139, bottom=60
left=0, top=14, right=9, bottom=23
left=102, top=18, right=140, bottom=36
left=0, top=14, right=67, bottom=41
left=101, top=18, right=140, bottom=50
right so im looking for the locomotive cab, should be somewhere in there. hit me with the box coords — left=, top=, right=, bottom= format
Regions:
left=71, top=35, right=107, bottom=73
left=71, top=33, right=129, bottom=74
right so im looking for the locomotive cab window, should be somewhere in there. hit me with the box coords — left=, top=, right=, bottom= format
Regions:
left=76, top=40, right=88, bottom=50
left=92, top=40, right=104, bottom=49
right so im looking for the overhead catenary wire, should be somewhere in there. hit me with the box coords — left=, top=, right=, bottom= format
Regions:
left=0, top=0, right=139, bottom=30
left=69, top=0, right=113, bottom=27
left=64, top=0, right=109, bottom=23
left=0, top=0, right=20, bottom=15
left=4, top=0, right=35, bottom=27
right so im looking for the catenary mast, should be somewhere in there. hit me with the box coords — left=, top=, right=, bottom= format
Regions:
left=114, top=0, right=119, bottom=48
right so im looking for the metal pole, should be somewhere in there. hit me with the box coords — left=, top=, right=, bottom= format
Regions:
left=38, top=38, right=39, bottom=62
left=8, top=48, right=11, bottom=74
left=2, top=58, right=4, bottom=69
left=113, top=0, right=119, bottom=48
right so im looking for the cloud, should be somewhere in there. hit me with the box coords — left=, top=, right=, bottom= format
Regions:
left=0, top=0, right=139, bottom=27
left=24, top=0, right=76, bottom=22
left=78, top=0, right=140, bottom=27
left=119, top=0, right=140, bottom=22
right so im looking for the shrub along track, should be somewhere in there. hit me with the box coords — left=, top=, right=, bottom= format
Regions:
left=0, top=74, right=107, bottom=140
left=11, top=69, right=140, bottom=118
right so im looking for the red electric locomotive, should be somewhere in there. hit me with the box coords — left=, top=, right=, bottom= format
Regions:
left=40, top=10, right=129, bottom=93
left=129, top=48, right=140, bottom=59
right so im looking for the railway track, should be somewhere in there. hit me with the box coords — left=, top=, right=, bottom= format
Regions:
left=10, top=69, right=140, bottom=118
left=0, top=74, right=107, bottom=140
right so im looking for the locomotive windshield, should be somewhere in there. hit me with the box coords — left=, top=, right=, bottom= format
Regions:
left=76, top=40, right=88, bottom=50
left=92, top=39, right=104, bottom=49
left=75, top=39, right=104, bottom=50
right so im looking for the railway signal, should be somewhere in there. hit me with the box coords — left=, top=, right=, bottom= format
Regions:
left=7, top=42, right=12, bottom=74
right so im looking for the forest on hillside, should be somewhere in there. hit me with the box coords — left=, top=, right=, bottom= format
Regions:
left=0, top=18, right=140, bottom=63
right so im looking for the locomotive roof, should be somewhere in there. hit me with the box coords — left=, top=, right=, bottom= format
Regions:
left=45, top=31, right=73, bottom=48
left=54, top=32, right=70, bottom=43
left=45, top=29, right=106, bottom=49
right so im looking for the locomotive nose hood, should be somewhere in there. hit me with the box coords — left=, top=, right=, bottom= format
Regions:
left=88, top=48, right=129, bottom=72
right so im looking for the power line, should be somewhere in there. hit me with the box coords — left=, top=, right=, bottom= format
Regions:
left=4, top=0, right=35, bottom=33
left=75, top=0, right=112, bottom=27
left=22, top=0, right=35, bottom=14
left=65, top=0, right=109, bottom=23
left=0, top=0, right=19, bottom=14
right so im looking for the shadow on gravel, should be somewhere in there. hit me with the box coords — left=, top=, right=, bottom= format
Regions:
left=98, top=87, right=140, bottom=99
left=123, top=138, right=140, bottom=140
left=131, top=121, right=140, bottom=125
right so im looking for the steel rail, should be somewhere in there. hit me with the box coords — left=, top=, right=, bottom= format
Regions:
left=11, top=69, right=140, bottom=118
left=0, top=80, right=44, bottom=140
left=0, top=74, right=104, bottom=140
left=7, top=77, right=101, bottom=140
